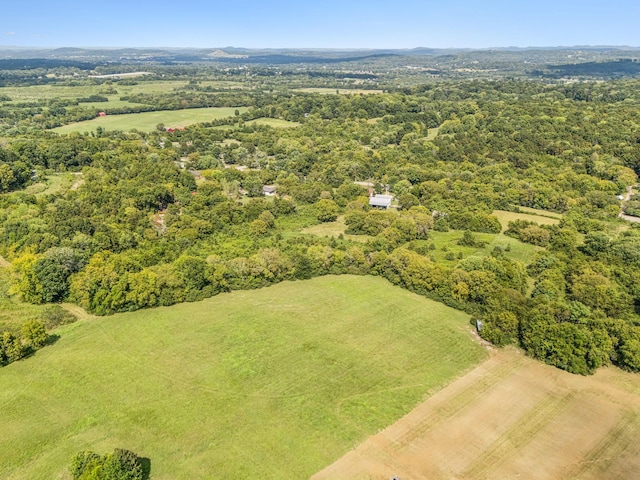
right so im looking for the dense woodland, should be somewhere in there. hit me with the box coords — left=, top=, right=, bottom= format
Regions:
left=1, top=58, right=640, bottom=375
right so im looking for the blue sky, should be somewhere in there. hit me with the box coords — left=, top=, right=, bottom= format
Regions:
left=1, top=0, right=639, bottom=49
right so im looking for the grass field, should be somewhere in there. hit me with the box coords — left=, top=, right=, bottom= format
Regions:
left=301, top=216, right=374, bottom=243
left=516, top=206, right=564, bottom=219
left=212, top=117, right=300, bottom=130
left=249, top=117, right=300, bottom=128
left=294, top=88, right=384, bottom=95
left=0, top=275, right=485, bottom=480
left=428, top=230, right=541, bottom=265
left=24, top=173, right=76, bottom=197
left=493, top=209, right=561, bottom=232
left=314, top=347, right=640, bottom=480
left=301, top=218, right=540, bottom=264
left=0, top=269, right=50, bottom=331
left=52, top=107, right=247, bottom=134
left=0, top=81, right=191, bottom=103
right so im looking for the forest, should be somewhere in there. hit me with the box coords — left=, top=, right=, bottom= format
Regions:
left=1, top=57, right=640, bottom=376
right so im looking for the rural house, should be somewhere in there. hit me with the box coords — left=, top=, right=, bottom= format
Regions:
left=263, top=185, right=277, bottom=196
left=369, top=194, right=393, bottom=209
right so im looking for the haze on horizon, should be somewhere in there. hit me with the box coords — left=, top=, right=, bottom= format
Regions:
left=1, top=0, right=639, bottom=50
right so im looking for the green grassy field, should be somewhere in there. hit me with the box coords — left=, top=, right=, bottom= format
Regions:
left=516, top=206, right=564, bottom=219
left=300, top=217, right=539, bottom=265
left=0, top=269, right=49, bottom=331
left=52, top=107, right=247, bottom=134
left=0, top=81, right=190, bottom=103
left=212, top=117, right=300, bottom=130
left=249, top=117, right=300, bottom=128
left=427, top=230, right=541, bottom=265
left=301, top=216, right=373, bottom=243
left=0, top=275, right=485, bottom=480
left=23, top=173, right=76, bottom=197
left=493, top=209, right=561, bottom=232
left=294, top=88, right=383, bottom=95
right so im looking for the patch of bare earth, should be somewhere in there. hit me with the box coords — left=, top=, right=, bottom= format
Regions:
left=312, top=348, right=640, bottom=480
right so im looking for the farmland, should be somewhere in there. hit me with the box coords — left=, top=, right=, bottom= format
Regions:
left=492, top=209, right=562, bottom=232
left=0, top=275, right=486, bottom=480
left=313, top=347, right=640, bottom=480
left=52, top=106, right=247, bottom=133
left=0, top=80, right=198, bottom=103
left=293, top=88, right=384, bottom=95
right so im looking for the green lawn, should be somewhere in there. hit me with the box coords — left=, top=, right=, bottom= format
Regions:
left=0, top=269, right=50, bottom=331
left=249, top=117, right=300, bottom=128
left=300, top=216, right=540, bottom=265
left=212, top=117, right=300, bottom=130
left=24, top=173, right=75, bottom=197
left=516, top=206, right=564, bottom=219
left=301, top=215, right=373, bottom=243
left=426, top=230, right=540, bottom=266
left=0, top=81, right=190, bottom=103
left=293, top=88, right=383, bottom=95
left=493, top=209, right=561, bottom=232
left=52, top=107, right=248, bottom=134
left=0, top=275, right=485, bottom=480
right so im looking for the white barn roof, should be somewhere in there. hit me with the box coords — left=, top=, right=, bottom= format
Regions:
left=369, top=194, right=393, bottom=208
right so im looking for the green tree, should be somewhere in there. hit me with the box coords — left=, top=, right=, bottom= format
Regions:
left=316, top=199, right=339, bottom=222
left=21, top=320, right=48, bottom=350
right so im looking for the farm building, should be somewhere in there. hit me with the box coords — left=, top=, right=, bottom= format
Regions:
left=369, top=194, right=393, bottom=209
left=263, top=185, right=277, bottom=196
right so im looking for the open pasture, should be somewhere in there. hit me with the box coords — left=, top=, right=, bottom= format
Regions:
left=427, top=230, right=541, bottom=265
left=313, top=347, right=640, bottom=480
left=301, top=215, right=373, bottom=243
left=52, top=107, right=247, bottom=133
left=0, top=269, right=51, bottom=331
left=0, top=275, right=485, bottom=480
left=493, top=209, right=562, bottom=232
left=212, top=117, right=300, bottom=130
left=0, top=80, right=190, bottom=103
left=300, top=216, right=539, bottom=264
left=294, top=87, right=384, bottom=95
left=248, top=117, right=300, bottom=128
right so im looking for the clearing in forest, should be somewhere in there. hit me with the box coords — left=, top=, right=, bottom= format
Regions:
left=493, top=209, right=562, bottom=232
left=0, top=275, right=485, bottom=480
left=294, top=87, right=383, bottom=95
left=312, top=348, right=640, bottom=480
left=52, top=107, right=248, bottom=134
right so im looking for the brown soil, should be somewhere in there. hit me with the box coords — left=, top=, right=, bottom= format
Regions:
left=312, top=348, right=640, bottom=480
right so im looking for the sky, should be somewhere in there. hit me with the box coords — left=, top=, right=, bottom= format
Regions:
left=0, top=0, right=639, bottom=49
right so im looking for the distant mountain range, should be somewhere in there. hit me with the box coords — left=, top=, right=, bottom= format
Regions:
left=0, top=46, right=638, bottom=62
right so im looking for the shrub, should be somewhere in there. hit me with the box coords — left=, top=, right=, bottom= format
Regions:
left=70, top=448, right=146, bottom=480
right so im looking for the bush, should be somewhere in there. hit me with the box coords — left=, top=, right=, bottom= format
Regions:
left=40, top=305, right=77, bottom=329
left=70, top=448, right=146, bottom=480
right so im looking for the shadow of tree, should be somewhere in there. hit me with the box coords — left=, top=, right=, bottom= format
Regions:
left=140, top=457, right=151, bottom=480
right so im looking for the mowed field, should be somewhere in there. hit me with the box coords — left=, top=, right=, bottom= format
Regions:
left=313, top=348, right=640, bottom=480
left=493, top=209, right=561, bottom=232
left=1, top=80, right=194, bottom=103
left=294, top=88, right=384, bottom=95
left=0, top=275, right=485, bottom=480
left=52, top=107, right=248, bottom=134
